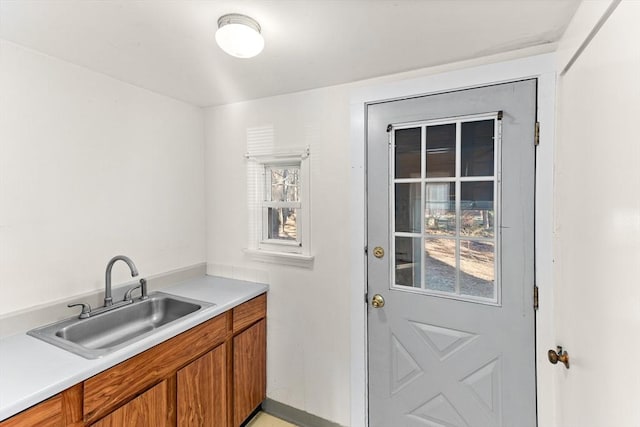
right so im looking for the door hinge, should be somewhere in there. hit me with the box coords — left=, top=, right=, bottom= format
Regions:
left=534, top=122, right=540, bottom=146
left=533, top=285, right=539, bottom=310
left=387, top=124, right=393, bottom=133
left=365, top=292, right=369, bottom=304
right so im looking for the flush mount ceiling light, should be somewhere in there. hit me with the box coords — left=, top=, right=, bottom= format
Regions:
left=215, top=13, right=264, bottom=59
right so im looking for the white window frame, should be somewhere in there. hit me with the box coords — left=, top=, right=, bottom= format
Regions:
left=389, top=112, right=502, bottom=306
left=261, top=162, right=302, bottom=250
left=244, top=147, right=314, bottom=267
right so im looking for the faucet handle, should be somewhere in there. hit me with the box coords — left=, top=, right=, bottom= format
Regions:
left=68, top=303, right=91, bottom=319
left=124, top=285, right=140, bottom=302
left=139, top=278, right=148, bottom=300
left=124, top=279, right=148, bottom=302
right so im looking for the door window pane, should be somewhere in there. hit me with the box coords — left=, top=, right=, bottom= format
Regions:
left=425, top=183, right=455, bottom=236
left=460, top=240, right=495, bottom=298
left=395, top=183, right=421, bottom=233
left=461, top=181, right=494, bottom=238
left=395, top=237, right=421, bottom=287
left=395, top=128, right=421, bottom=179
left=390, top=115, right=499, bottom=304
left=426, top=124, right=456, bottom=178
left=461, top=120, right=494, bottom=177
left=425, top=238, right=456, bottom=293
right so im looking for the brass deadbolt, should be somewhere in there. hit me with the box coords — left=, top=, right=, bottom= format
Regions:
left=548, top=346, right=570, bottom=369
left=373, top=247, right=385, bottom=258
left=371, top=294, right=385, bottom=308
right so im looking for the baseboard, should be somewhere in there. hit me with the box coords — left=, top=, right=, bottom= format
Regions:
left=262, top=399, right=345, bottom=427
left=241, top=405, right=263, bottom=427
left=0, top=262, right=207, bottom=338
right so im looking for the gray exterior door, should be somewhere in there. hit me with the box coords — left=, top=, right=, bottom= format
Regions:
left=367, top=80, right=537, bottom=427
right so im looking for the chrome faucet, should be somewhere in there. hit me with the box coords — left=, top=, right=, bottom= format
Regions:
left=104, top=255, right=139, bottom=306
left=67, top=256, right=145, bottom=319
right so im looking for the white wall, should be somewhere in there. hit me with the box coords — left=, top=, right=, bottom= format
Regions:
left=205, top=86, right=353, bottom=425
left=0, top=40, right=206, bottom=315
left=554, top=1, right=640, bottom=426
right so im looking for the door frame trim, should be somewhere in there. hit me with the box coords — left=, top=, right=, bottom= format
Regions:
left=349, top=53, right=557, bottom=427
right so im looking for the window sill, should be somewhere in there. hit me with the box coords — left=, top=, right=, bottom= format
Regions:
left=243, top=249, right=314, bottom=268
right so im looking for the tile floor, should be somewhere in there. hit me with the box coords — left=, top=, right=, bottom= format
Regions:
left=246, top=411, right=298, bottom=427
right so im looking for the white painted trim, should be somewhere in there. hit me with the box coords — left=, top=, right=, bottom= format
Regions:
left=245, top=146, right=311, bottom=162
left=560, top=0, right=620, bottom=75
left=555, top=0, right=620, bottom=74
left=531, top=69, right=557, bottom=427
left=349, top=53, right=557, bottom=427
left=243, top=248, right=314, bottom=268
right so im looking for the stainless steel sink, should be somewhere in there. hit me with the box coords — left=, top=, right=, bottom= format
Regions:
left=28, top=292, right=214, bottom=359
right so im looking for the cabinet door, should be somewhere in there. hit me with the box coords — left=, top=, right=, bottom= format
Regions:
left=0, top=394, right=62, bottom=427
left=233, top=319, right=266, bottom=426
left=177, top=343, right=227, bottom=426
left=91, top=380, right=168, bottom=427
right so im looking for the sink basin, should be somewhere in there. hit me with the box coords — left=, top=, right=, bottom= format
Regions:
left=28, top=292, right=214, bottom=359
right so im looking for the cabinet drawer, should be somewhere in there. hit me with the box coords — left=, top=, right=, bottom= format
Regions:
left=233, top=294, right=266, bottom=333
left=84, top=312, right=230, bottom=424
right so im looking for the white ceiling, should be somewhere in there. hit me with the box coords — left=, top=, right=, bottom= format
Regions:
left=0, top=0, right=580, bottom=107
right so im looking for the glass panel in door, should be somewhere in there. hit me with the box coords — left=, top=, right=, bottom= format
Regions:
left=391, top=116, right=500, bottom=304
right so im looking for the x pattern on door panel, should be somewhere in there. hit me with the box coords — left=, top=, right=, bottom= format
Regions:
left=390, top=319, right=502, bottom=427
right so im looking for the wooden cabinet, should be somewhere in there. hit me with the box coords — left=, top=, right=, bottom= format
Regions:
left=2, top=293, right=266, bottom=427
left=177, top=343, right=227, bottom=426
left=233, top=319, right=266, bottom=427
left=91, top=381, right=169, bottom=427
left=83, top=313, right=228, bottom=425
left=0, top=394, right=62, bottom=427
left=231, top=293, right=267, bottom=426
left=0, top=384, right=83, bottom=427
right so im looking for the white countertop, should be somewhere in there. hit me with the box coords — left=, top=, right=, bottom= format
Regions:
left=0, top=275, right=268, bottom=421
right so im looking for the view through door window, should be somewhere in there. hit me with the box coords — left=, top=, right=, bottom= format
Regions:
left=392, top=115, right=500, bottom=304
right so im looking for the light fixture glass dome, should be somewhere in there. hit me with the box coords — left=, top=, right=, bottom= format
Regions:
left=216, top=13, right=264, bottom=59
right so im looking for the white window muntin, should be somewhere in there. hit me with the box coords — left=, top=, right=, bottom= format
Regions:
left=389, top=112, right=502, bottom=305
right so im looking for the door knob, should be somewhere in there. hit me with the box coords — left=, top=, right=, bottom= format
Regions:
left=371, top=294, right=385, bottom=308
left=373, top=246, right=385, bottom=258
left=548, top=346, right=570, bottom=369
